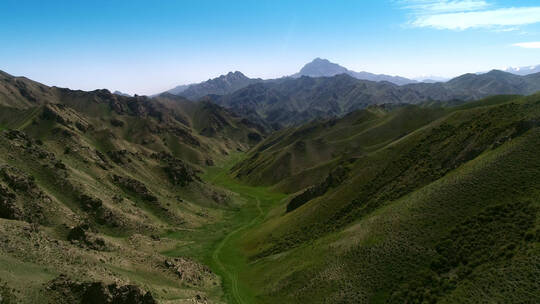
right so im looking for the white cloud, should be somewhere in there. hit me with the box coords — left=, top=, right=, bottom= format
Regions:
left=513, top=42, right=540, bottom=49
left=402, top=0, right=489, bottom=13
left=411, top=6, right=540, bottom=30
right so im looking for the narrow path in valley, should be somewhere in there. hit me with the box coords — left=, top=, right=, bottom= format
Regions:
left=201, top=154, right=285, bottom=304
left=211, top=196, right=263, bottom=304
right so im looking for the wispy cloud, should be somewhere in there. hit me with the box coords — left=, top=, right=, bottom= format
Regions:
left=412, top=7, right=540, bottom=30
left=400, top=1, right=540, bottom=30
left=513, top=42, right=540, bottom=49
left=402, top=0, right=489, bottom=13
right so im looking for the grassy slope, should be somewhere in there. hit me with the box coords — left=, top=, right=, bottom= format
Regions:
left=228, top=94, right=540, bottom=303
left=159, top=154, right=286, bottom=304
left=232, top=105, right=449, bottom=192
left=0, top=85, right=267, bottom=303
left=160, top=94, right=539, bottom=304
left=0, top=117, right=227, bottom=302
left=203, top=155, right=286, bottom=304
left=244, top=127, right=540, bottom=303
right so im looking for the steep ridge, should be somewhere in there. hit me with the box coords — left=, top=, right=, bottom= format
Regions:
left=0, top=72, right=266, bottom=303
left=0, top=70, right=58, bottom=108
left=231, top=94, right=540, bottom=303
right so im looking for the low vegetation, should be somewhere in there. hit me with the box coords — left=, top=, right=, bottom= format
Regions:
left=231, top=94, right=540, bottom=304
left=1, top=69, right=539, bottom=304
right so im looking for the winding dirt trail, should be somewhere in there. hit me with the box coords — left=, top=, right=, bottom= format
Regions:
left=211, top=197, right=263, bottom=304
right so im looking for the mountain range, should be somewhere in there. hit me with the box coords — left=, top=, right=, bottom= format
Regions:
left=1, top=65, right=540, bottom=304
left=292, top=57, right=418, bottom=85
left=161, top=59, right=540, bottom=101
left=210, top=69, right=540, bottom=128
left=163, top=58, right=418, bottom=99
left=4, top=62, right=540, bottom=131
left=161, top=59, right=540, bottom=128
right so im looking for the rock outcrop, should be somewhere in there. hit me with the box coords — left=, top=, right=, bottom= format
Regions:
left=46, top=275, right=156, bottom=304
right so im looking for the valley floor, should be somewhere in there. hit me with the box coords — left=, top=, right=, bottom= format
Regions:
left=164, top=154, right=286, bottom=304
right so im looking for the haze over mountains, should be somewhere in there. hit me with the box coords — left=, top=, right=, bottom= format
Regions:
left=161, top=58, right=540, bottom=99
left=291, top=58, right=418, bottom=85
left=4, top=58, right=540, bottom=131
left=113, top=90, right=131, bottom=97
left=7, top=55, right=536, bottom=132
left=505, top=64, right=540, bottom=76
left=163, top=58, right=418, bottom=98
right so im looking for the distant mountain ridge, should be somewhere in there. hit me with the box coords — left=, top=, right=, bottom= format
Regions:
left=212, top=74, right=427, bottom=128
left=212, top=69, right=540, bottom=128
left=163, top=71, right=262, bottom=100
left=161, top=58, right=540, bottom=99
left=292, top=58, right=418, bottom=85
left=166, top=84, right=191, bottom=95
left=162, top=58, right=418, bottom=99
left=113, top=90, right=131, bottom=97
left=408, top=70, right=540, bottom=101
left=413, top=75, right=450, bottom=83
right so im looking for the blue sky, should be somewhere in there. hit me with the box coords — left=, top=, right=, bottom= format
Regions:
left=1, top=0, right=539, bottom=95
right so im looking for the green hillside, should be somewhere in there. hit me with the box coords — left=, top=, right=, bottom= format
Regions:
left=0, top=70, right=539, bottom=304
left=0, top=72, right=266, bottom=303
left=230, top=94, right=540, bottom=303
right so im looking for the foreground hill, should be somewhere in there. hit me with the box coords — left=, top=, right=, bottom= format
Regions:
left=0, top=71, right=265, bottom=303
left=231, top=94, right=540, bottom=303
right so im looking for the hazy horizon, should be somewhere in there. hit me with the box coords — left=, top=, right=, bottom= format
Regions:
left=2, top=0, right=540, bottom=95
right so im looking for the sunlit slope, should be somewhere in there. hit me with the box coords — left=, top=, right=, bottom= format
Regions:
left=0, top=73, right=266, bottom=303
left=237, top=94, right=540, bottom=304
left=232, top=104, right=449, bottom=191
